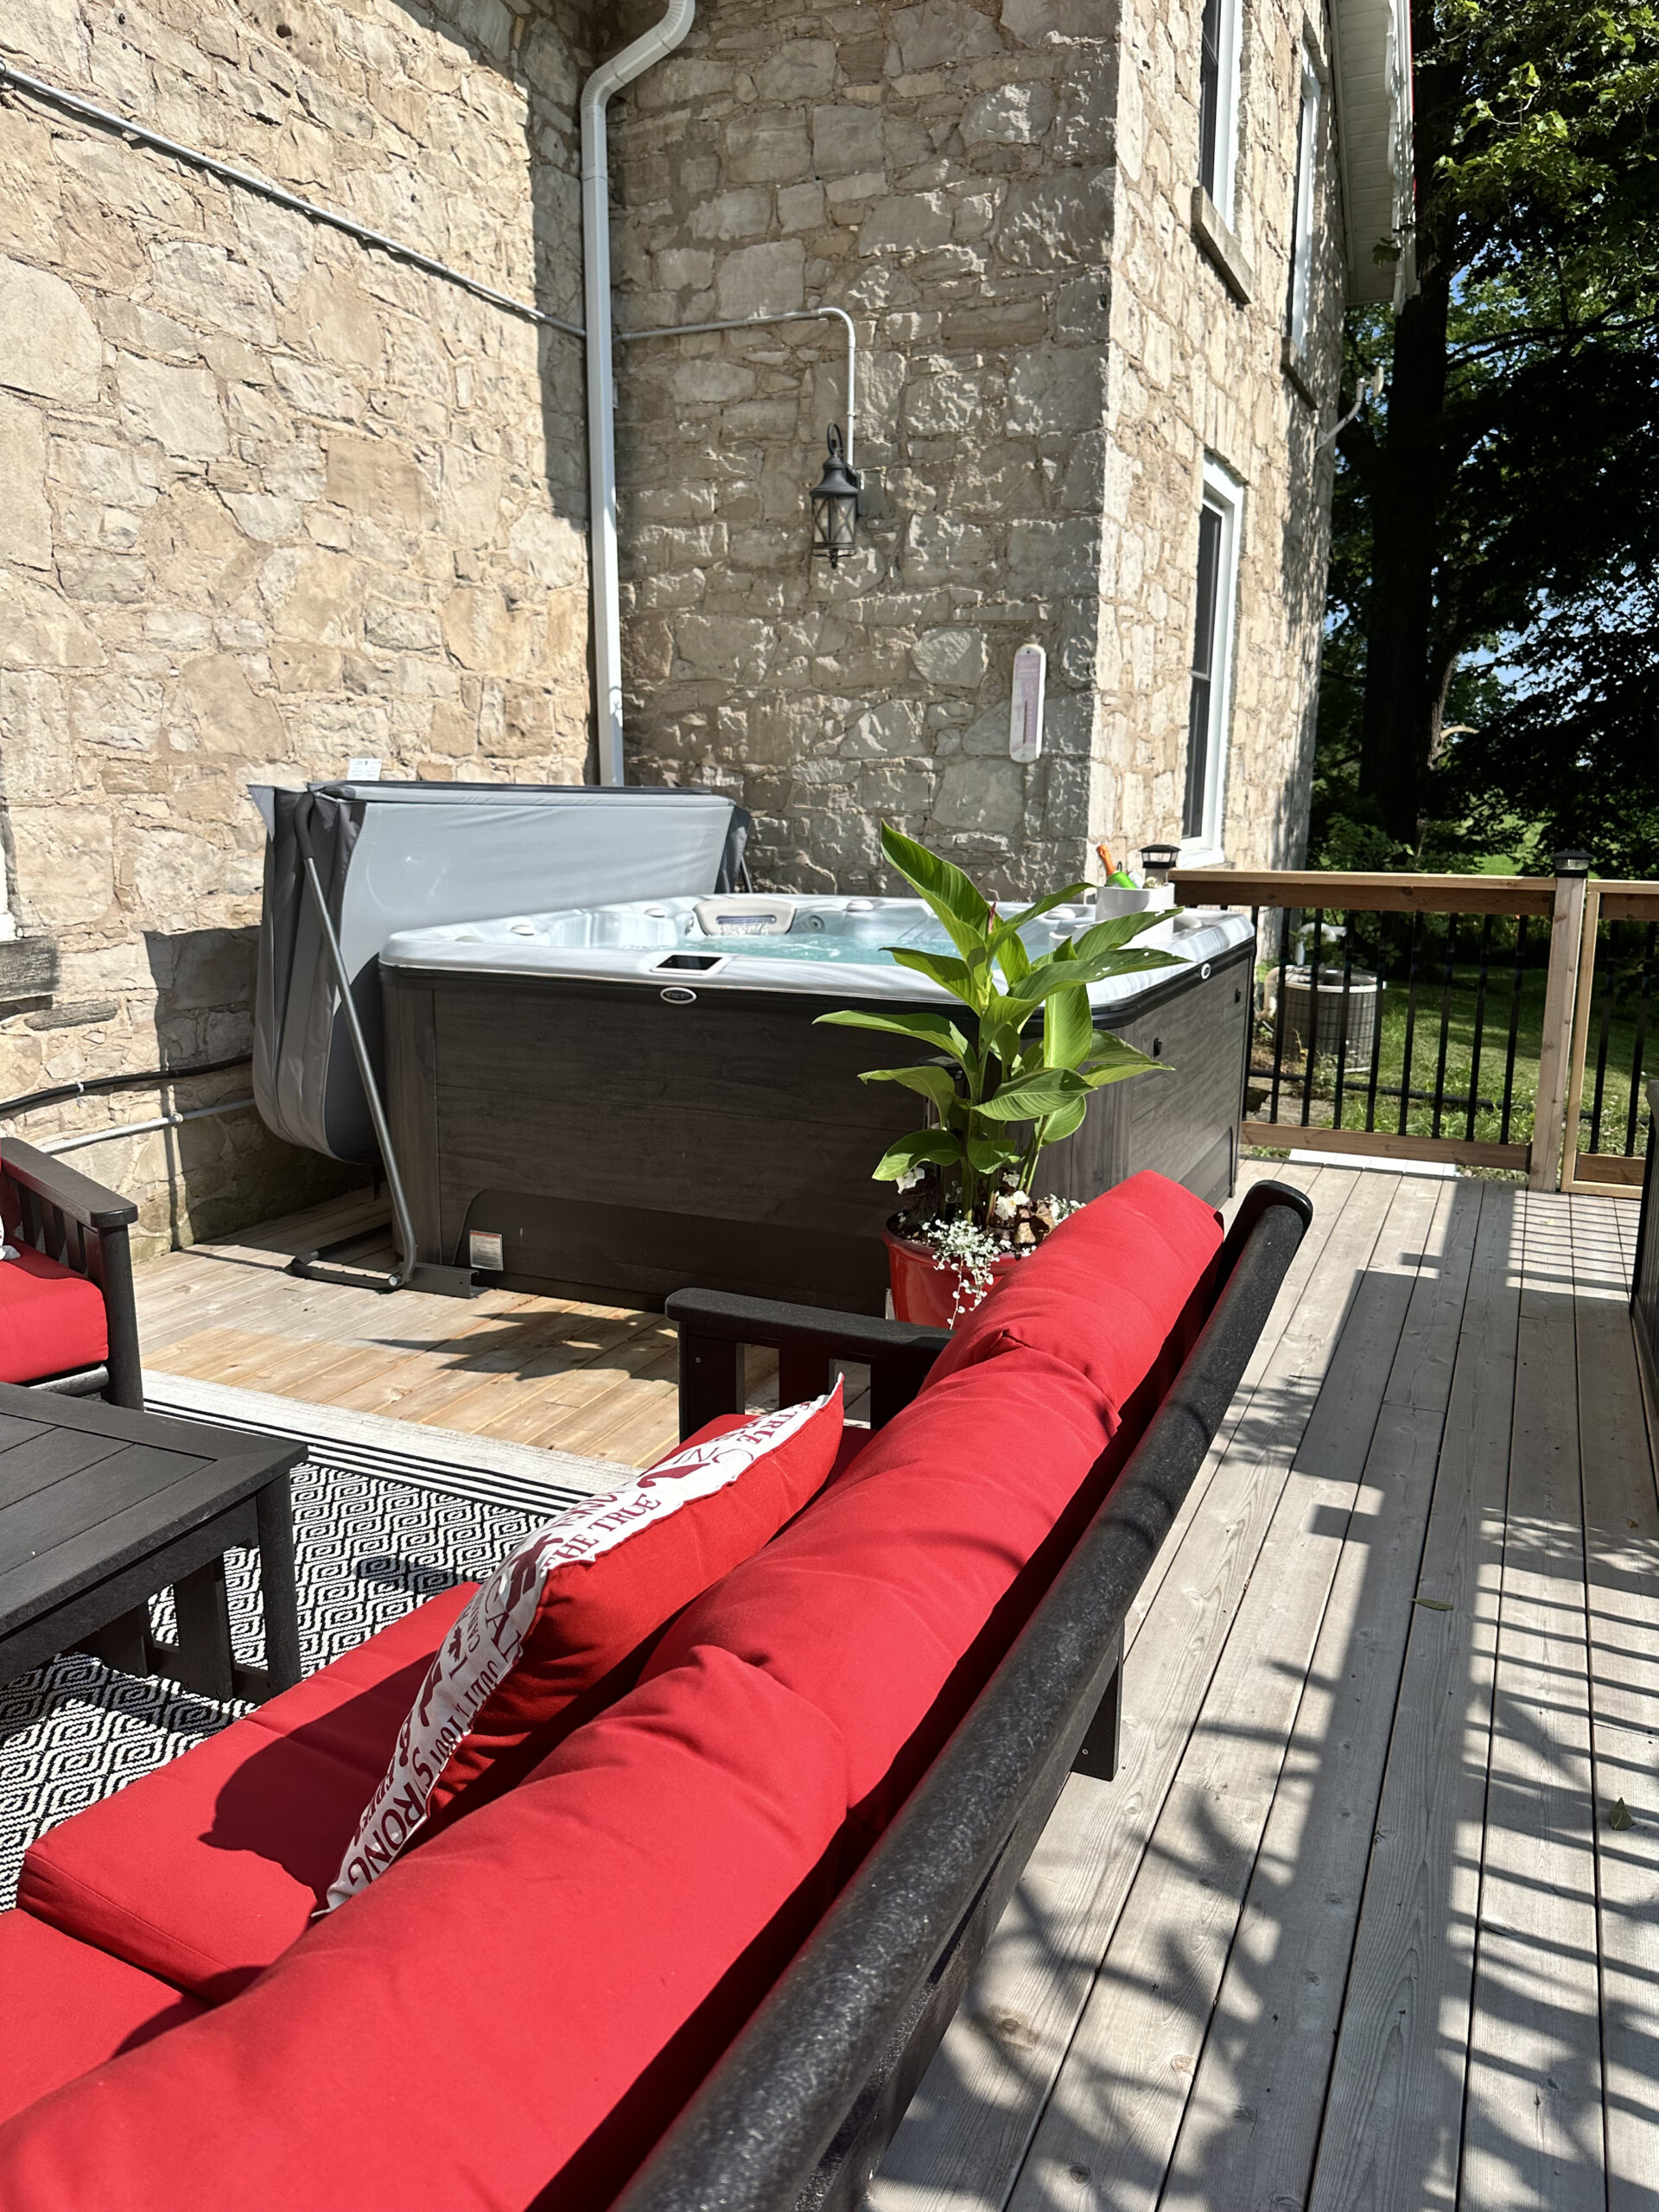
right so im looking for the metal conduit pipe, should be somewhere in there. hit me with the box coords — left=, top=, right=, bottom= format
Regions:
left=0, top=60, right=585, bottom=339
left=582, top=1, right=699, bottom=788
left=617, top=306, right=857, bottom=467
left=39, top=1097, right=257, bottom=1158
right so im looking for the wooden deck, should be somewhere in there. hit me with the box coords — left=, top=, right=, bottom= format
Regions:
left=134, top=1165, right=1659, bottom=2209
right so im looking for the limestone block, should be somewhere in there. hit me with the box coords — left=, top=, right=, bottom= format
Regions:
left=269, top=640, right=344, bottom=690
left=3, top=577, right=105, bottom=671
left=441, top=585, right=537, bottom=676
left=1007, top=346, right=1104, bottom=435
left=0, top=111, right=60, bottom=264
left=262, top=548, right=362, bottom=645
left=911, top=628, right=989, bottom=687
left=674, top=613, right=772, bottom=684
left=658, top=246, right=715, bottom=291
left=904, top=511, right=993, bottom=583
left=838, top=697, right=926, bottom=757
left=285, top=268, right=385, bottom=372
left=508, top=506, right=587, bottom=588
left=715, top=239, right=806, bottom=321
left=754, top=42, right=839, bottom=99
left=271, top=356, right=364, bottom=424
left=930, top=755, right=1023, bottom=836
left=901, top=365, right=982, bottom=436
left=365, top=598, right=444, bottom=653
left=0, top=257, right=100, bottom=406
left=995, top=170, right=1113, bottom=269
left=149, top=241, right=279, bottom=348
left=690, top=190, right=773, bottom=243
left=893, top=1, right=1004, bottom=73
left=1001, top=0, right=1101, bottom=44
left=857, top=194, right=954, bottom=254
left=0, top=393, right=50, bottom=569
left=812, top=105, right=885, bottom=177
left=0, top=671, right=73, bottom=799
left=963, top=84, right=1055, bottom=150
left=118, top=355, right=226, bottom=461
left=12, top=804, right=114, bottom=925
left=327, top=432, right=430, bottom=524
left=177, top=653, right=286, bottom=757
left=778, top=181, right=827, bottom=232
left=727, top=123, right=811, bottom=187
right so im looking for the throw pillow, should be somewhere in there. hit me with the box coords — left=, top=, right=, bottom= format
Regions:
left=327, top=1382, right=843, bottom=1908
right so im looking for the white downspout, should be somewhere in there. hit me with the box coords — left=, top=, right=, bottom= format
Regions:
left=582, top=3, right=697, bottom=787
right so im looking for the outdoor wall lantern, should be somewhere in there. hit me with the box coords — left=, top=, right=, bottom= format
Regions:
left=1139, top=842, right=1182, bottom=885
left=810, top=425, right=861, bottom=566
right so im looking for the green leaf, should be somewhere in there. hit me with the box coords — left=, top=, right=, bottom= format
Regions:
left=856, top=1064, right=961, bottom=1116
left=883, top=945, right=979, bottom=1006
left=871, top=1128, right=963, bottom=1183
left=1043, top=983, right=1095, bottom=1072
left=1070, top=909, right=1178, bottom=960
left=879, top=823, right=990, bottom=968
left=814, top=1005, right=972, bottom=1066
left=1077, top=1034, right=1169, bottom=1088
left=975, top=1068, right=1090, bottom=1122
left=1609, top=1797, right=1634, bottom=1831
left=995, top=927, right=1033, bottom=988
left=1413, top=1598, right=1454, bottom=1612
left=1035, top=1095, right=1088, bottom=1144
left=965, top=1134, right=1023, bottom=1175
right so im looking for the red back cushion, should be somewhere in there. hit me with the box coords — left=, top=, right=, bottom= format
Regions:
left=927, top=1171, right=1224, bottom=1405
left=328, top=1386, right=843, bottom=1906
left=0, top=1648, right=850, bottom=2212
left=0, top=1250, right=106, bottom=1387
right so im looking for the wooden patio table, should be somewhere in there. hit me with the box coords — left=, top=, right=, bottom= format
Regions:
left=0, top=1382, right=303, bottom=1705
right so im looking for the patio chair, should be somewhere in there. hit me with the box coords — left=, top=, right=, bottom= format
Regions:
left=0, top=1138, right=142, bottom=1410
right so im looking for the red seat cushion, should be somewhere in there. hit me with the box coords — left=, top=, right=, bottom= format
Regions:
left=328, top=1387, right=842, bottom=1906
left=18, top=1586, right=475, bottom=2001
left=0, top=1913, right=204, bottom=2127
left=926, top=1170, right=1224, bottom=1405
left=0, top=1646, right=849, bottom=2212
left=0, top=1249, right=106, bottom=1386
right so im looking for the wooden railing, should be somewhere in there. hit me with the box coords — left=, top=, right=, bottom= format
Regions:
left=1170, top=865, right=1640, bottom=1192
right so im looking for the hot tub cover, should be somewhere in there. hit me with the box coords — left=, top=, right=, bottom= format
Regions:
left=252, top=782, right=747, bottom=1162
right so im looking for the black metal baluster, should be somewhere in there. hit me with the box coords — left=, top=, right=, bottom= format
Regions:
left=1500, top=915, right=1527, bottom=1146
left=1300, top=906, right=1325, bottom=1128
left=1364, top=910, right=1388, bottom=1132
left=1465, top=912, right=1492, bottom=1142
left=1623, top=919, right=1656, bottom=1158
left=1397, top=909, right=1423, bottom=1136
left=1332, top=914, right=1355, bottom=1135
left=1268, top=906, right=1293, bottom=1125
left=1587, top=913, right=1617, bottom=1156
left=1430, top=912, right=1457, bottom=1138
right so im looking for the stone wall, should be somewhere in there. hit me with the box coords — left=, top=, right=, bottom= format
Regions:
left=0, top=0, right=592, bottom=1254
left=607, top=0, right=1343, bottom=895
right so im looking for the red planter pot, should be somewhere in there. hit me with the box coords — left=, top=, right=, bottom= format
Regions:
left=882, top=1223, right=1024, bottom=1329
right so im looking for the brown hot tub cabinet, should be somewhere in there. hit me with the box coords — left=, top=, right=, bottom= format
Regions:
left=379, top=899, right=1253, bottom=1312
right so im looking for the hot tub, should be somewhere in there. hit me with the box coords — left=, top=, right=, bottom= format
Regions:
left=379, top=894, right=1254, bottom=1310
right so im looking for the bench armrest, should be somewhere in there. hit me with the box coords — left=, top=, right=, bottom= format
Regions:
left=665, top=1289, right=951, bottom=1440
left=2, top=1138, right=139, bottom=1230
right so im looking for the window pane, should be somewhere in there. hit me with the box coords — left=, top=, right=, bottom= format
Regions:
left=1287, top=70, right=1319, bottom=353
left=1184, top=504, right=1224, bottom=841
left=1198, top=0, right=1223, bottom=196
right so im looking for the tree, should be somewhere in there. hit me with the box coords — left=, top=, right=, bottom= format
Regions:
left=1334, top=3, right=1659, bottom=844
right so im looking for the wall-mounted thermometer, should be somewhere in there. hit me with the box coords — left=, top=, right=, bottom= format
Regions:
left=1009, top=642, right=1046, bottom=762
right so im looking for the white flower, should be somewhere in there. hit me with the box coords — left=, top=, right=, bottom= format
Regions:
left=992, top=1188, right=1030, bottom=1222
left=895, top=1166, right=925, bottom=1192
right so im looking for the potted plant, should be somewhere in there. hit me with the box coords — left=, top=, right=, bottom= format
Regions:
left=817, top=824, right=1180, bottom=1325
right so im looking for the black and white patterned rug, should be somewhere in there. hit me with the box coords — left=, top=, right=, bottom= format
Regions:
left=0, top=1393, right=616, bottom=1906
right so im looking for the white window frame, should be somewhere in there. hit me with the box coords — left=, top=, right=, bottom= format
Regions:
left=1198, top=0, right=1244, bottom=226
left=1180, top=458, right=1243, bottom=867
left=1287, top=51, right=1322, bottom=357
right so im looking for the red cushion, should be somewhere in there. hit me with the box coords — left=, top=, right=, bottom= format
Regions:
left=927, top=1170, right=1224, bottom=1404
left=0, top=1249, right=106, bottom=1386
left=0, top=1646, right=849, bottom=2212
left=18, top=1586, right=474, bottom=2001
left=329, top=1388, right=843, bottom=1905
left=0, top=1914, right=204, bottom=2127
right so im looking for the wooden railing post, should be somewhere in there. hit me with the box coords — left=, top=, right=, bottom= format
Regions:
left=1530, top=856, right=1592, bottom=1192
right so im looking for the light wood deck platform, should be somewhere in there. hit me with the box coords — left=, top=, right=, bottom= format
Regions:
left=135, top=1166, right=1659, bottom=2209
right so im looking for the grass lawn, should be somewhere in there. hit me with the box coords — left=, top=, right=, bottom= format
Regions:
left=1250, top=963, right=1649, bottom=1155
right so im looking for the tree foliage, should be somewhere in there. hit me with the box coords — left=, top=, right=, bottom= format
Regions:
left=1326, top=2, right=1659, bottom=851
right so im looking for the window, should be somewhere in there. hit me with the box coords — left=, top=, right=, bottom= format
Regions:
left=1182, top=462, right=1243, bottom=860
left=1286, top=54, right=1321, bottom=356
left=1197, top=0, right=1242, bottom=223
